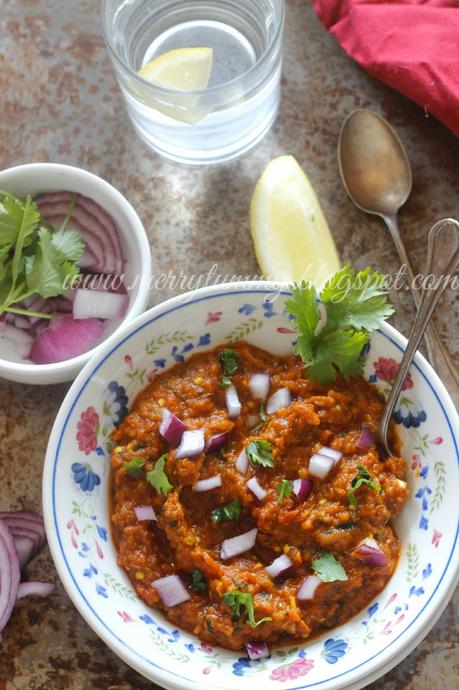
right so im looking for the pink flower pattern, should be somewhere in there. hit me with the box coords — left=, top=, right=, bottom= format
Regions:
left=373, top=357, right=413, bottom=390
left=76, top=406, right=99, bottom=455
left=270, top=658, right=314, bottom=682
left=432, top=529, right=442, bottom=548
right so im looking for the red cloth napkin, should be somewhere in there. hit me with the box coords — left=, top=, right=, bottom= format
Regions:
left=311, top=0, right=459, bottom=138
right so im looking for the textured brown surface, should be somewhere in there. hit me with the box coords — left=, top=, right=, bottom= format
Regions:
left=0, top=0, right=458, bottom=688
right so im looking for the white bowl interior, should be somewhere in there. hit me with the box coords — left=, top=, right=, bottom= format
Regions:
left=43, top=285, right=459, bottom=690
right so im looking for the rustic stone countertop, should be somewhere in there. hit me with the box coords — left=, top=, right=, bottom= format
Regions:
left=0, top=1, right=457, bottom=688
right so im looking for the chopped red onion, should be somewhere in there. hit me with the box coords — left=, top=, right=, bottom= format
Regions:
left=308, top=453, right=335, bottom=479
left=0, top=518, right=20, bottom=633
left=247, top=641, right=270, bottom=660
left=292, top=478, right=313, bottom=501
left=206, top=432, right=229, bottom=452
left=0, top=512, right=46, bottom=559
left=29, top=316, right=104, bottom=364
left=358, top=427, right=374, bottom=449
left=319, top=446, right=343, bottom=466
left=221, top=528, right=258, bottom=560
left=352, top=538, right=388, bottom=567
left=0, top=323, right=33, bottom=359
left=193, top=475, right=222, bottom=492
left=73, top=289, right=128, bottom=321
left=266, top=388, right=292, bottom=415
left=17, top=582, right=55, bottom=599
left=247, top=477, right=267, bottom=501
left=235, top=448, right=249, bottom=474
left=160, top=409, right=186, bottom=448
left=297, top=575, right=322, bottom=601
left=175, top=429, right=205, bottom=459
left=249, top=373, right=270, bottom=401
left=152, top=575, right=191, bottom=607
left=265, top=554, right=293, bottom=579
left=134, top=505, right=157, bottom=521
left=226, top=385, right=241, bottom=418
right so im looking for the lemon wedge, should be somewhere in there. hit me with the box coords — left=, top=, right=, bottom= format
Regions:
left=137, top=47, right=213, bottom=124
left=250, top=156, right=340, bottom=287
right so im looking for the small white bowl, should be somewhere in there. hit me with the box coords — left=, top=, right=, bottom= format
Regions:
left=0, top=163, right=151, bottom=384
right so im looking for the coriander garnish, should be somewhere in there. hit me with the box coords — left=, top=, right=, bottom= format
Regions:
left=246, top=440, right=274, bottom=468
left=124, top=457, right=145, bottom=478
left=223, top=591, right=271, bottom=628
left=211, top=499, right=242, bottom=523
left=347, top=465, right=382, bottom=508
left=276, top=479, right=292, bottom=503
left=146, top=454, right=173, bottom=495
left=311, top=552, right=348, bottom=582
left=191, top=569, right=207, bottom=594
left=219, top=348, right=239, bottom=388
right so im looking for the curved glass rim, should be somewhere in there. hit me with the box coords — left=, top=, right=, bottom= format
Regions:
left=101, top=0, right=285, bottom=97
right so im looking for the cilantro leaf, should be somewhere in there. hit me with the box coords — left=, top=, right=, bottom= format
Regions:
left=219, top=349, right=239, bottom=387
left=259, top=401, right=268, bottom=423
left=285, top=282, right=320, bottom=368
left=146, top=454, right=173, bottom=495
left=25, top=227, right=82, bottom=299
left=307, top=329, right=370, bottom=385
left=276, top=479, right=292, bottom=503
left=223, top=591, right=271, bottom=628
left=311, top=552, right=348, bottom=582
left=211, top=499, right=241, bottom=523
left=191, top=569, right=207, bottom=594
left=347, top=464, right=382, bottom=508
left=124, top=457, right=145, bottom=478
left=246, top=440, right=274, bottom=468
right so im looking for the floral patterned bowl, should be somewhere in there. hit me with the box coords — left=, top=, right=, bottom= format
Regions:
left=42, top=282, right=459, bottom=690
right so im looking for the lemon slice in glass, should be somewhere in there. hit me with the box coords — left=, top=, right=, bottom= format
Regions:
left=137, top=47, right=214, bottom=125
left=250, top=155, right=340, bottom=287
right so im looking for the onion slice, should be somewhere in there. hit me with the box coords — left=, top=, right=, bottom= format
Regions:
left=226, top=385, right=241, bottom=418
left=352, top=538, right=388, bottom=567
left=134, top=505, right=157, bottom=521
left=297, top=575, right=322, bottom=601
left=0, top=519, right=20, bottom=633
left=265, top=554, right=293, bottom=579
left=221, top=528, right=257, bottom=560
left=160, top=409, right=186, bottom=448
left=175, top=429, right=205, bottom=459
left=308, top=453, right=335, bottom=479
left=193, top=475, right=222, bottom=492
left=29, top=315, right=104, bottom=364
left=235, top=448, right=249, bottom=474
left=247, top=641, right=270, bottom=660
left=17, top=582, right=55, bottom=599
left=0, top=323, right=33, bottom=359
left=319, top=446, right=343, bottom=465
left=292, top=478, right=313, bottom=501
left=358, top=427, right=374, bottom=449
left=249, top=373, right=270, bottom=401
left=247, top=477, right=267, bottom=501
left=266, top=388, right=292, bottom=415
left=152, top=575, right=191, bottom=607
left=73, top=289, right=128, bottom=321
left=206, top=432, right=229, bottom=453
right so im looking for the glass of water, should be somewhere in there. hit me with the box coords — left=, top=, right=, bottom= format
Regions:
left=101, top=0, right=285, bottom=165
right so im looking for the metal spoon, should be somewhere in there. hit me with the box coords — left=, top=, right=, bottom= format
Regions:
left=379, top=218, right=459, bottom=455
left=338, top=109, right=459, bottom=405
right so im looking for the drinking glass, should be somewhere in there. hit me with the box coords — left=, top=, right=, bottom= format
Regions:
left=101, top=0, right=285, bottom=165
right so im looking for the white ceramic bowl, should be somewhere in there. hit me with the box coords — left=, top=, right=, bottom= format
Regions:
left=0, top=163, right=151, bottom=384
left=43, top=282, right=459, bottom=690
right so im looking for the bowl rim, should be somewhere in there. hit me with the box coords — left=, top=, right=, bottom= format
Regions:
left=42, top=280, right=459, bottom=690
left=0, top=162, right=152, bottom=381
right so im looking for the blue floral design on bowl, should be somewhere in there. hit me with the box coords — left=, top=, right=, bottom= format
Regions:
left=71, top=463, right=101, bottom=492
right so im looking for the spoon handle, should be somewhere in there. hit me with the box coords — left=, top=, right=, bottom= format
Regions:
left=384, top=213, right=459, bottom=406
left=379, top=218, right=459, bottom=455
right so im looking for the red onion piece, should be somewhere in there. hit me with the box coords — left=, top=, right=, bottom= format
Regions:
left=221, top=528, right=258, bottom=560
left=292, top=478, right=313, bottom=501
left=247, top=641, right=270, bottom=660
left=152, top=575, right=191, bottom=607
left=319, top=446, right=343, bottom=466
left=308, top=453, right=335, bottom=479
left=352, top=538, right=388, bottom=567
left=13, top=316, right=32, bottom=330
left=30, top=315, right=104, bottom=364
left=134, top=505, right=157, bottom=521
left=0, top=512, right=46, bottom=559
left=206, top=432, right=229, bottom=452
left=358, top=427, right=374, bottom=449
left=249, top=373, right=270, bottom=401
left=17, top=582, right=55, bottom=599
left=175, top=429, right=205, bottom=459
left=247, top=477, right=267, bottom=501
left=160, top=409, right=187, bottom=448
left=265, top=554, right=293, bottom=579
left=193, top=475, right=222, bottom=492
left=0, top=519, right=20, bottom=633
left=14, top=536, right=36, bottom=571
left=0, top=323, right=33, bottom=359
left=73, top=289, right=128, bottom=321
left=226, top=385, right=241, bottom=418
left=266, top=388, right=292, bottom=415
left=297, top=575, right=322, bottom=601
left=235, top=448, right=249, bottom=474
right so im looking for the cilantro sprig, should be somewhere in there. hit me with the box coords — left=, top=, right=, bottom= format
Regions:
left=0, top=191, right=84, bottom=318
left=191, top=569, right=207, bottom=594
left=286, top=265, right=394, bottom=385
left=219, top=348, right=239, bottom=388
left=246, top=440, right=274, bottom=468
left=311, top=552, right=348, bottom=582
left=211, top=499, right=241, bottom=523
left=124, top=457, right=145, bottom=478
left=276, top=479, right=292, bottom=503
left=347, top=465, right=382, bottom=508
left=223, top=591, right=271, bottom=628
left=146, top=454, right=173, bottom=495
